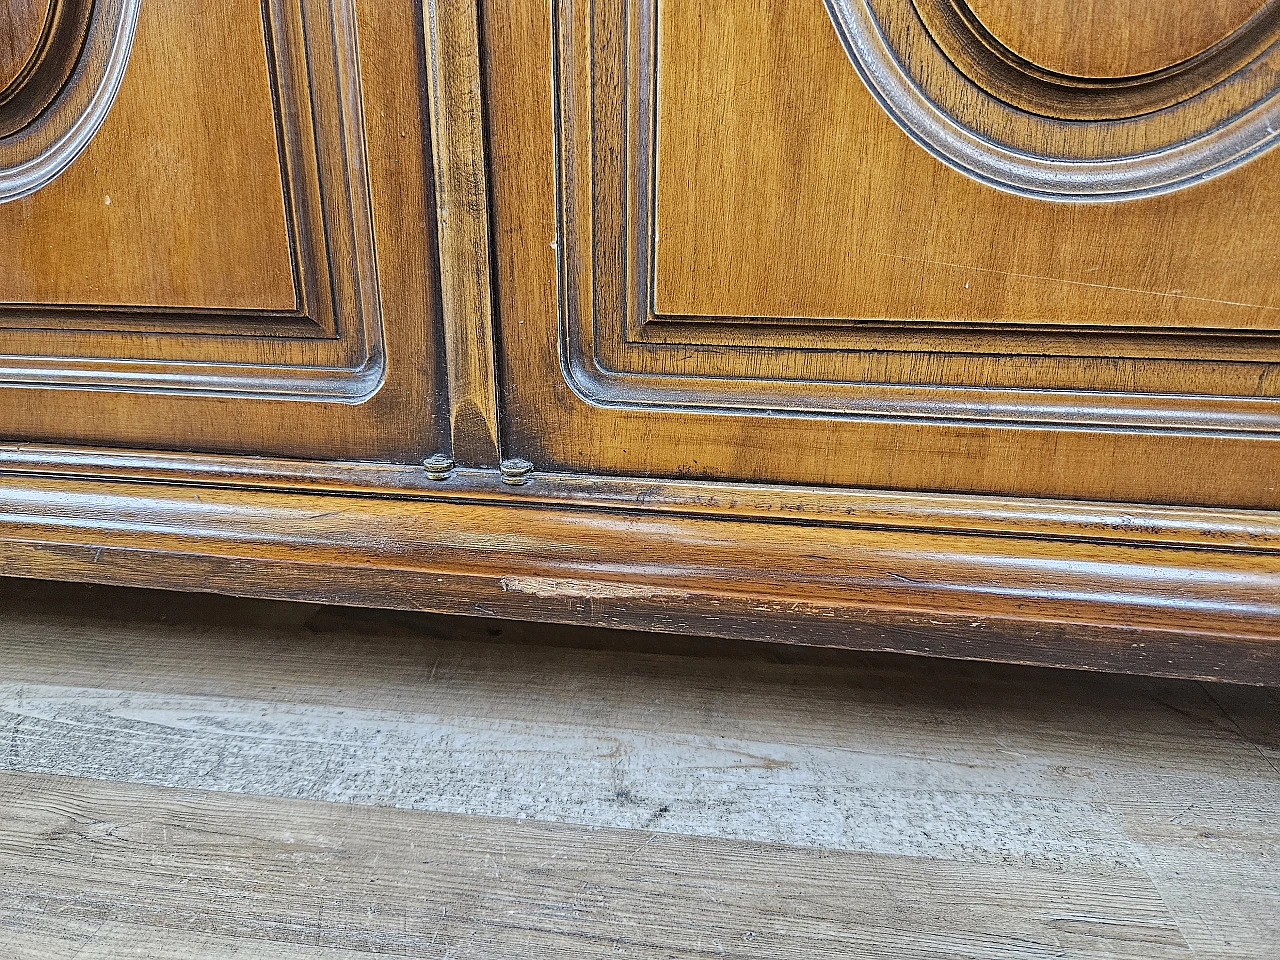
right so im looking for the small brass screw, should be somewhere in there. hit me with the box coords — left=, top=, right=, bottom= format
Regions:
left=500, top=458, right=534, bottom=486
left=422, top=454, right=455, bottom=481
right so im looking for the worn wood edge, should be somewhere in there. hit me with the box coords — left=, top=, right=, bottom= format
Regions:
left=0, top=351, right=386, bottom=401
left=424, top=0, right=501, bottom=465
left=3, top=442, right=1280, bottom=552
left=0, top=472, right=1278, bottom=683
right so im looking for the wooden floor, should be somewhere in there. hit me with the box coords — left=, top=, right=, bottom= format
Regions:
left=0, top=578, right=1276, bottom=959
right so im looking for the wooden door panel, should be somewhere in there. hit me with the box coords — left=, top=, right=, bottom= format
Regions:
left=652, top=1, right=1280, bottom=332
left=0, top=0, right=295, bottom=311
left=1, top=0, right=376, bottom=395
left=485, top=0, right=1280, bottom=505
left=0, top=0, right=445, bottom=461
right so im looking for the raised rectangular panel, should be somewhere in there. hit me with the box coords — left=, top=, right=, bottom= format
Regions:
left=0, top=0, right=381, bottom=400
left=561, top=0, right=1280, bottom=414
left=652, top=1, right=1280, bottom=333
left=0, top=0, right=296, bottom=312
left=0, top=0, right=444, bottom=462
left=485, top=0, right=1280, bottom=503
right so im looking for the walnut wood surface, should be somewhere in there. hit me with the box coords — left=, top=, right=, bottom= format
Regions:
left=654, top=1, right=1280, bottom=327
left=0, top=0, right=294, bottom=309
left=1, top=468, right=1279, bottom=683
left=0, top=0, right=137, bottom=199
left=487, top=0, right=1280, bottom=504
left=425, top=0, right=501, bottom=465
left=0, top=0, right=50, bottom=93
left=9, top=441, right=1280, bottom=552
left=0, top=0, right=446, bottom=462
left=0, top=0, right=1278, bottom=679
left=966, top=0, right=1269, bottom=78
left=824, top=0, right=1280, bottom=198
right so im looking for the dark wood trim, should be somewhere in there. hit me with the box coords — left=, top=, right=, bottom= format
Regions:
left=1, top=463, right=1277, bottom=684
left=425, top=0, right=501, bottom=465
left=5, top=442, right=1280, bottom=550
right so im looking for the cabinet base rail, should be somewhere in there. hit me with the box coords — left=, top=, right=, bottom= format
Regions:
left=1, top=444, right=1278, bottom=685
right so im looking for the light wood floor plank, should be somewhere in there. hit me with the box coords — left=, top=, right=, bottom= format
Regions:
left=0, top=578, right=1276, bottom=958
left=3, top=772, right=1192, bottom=959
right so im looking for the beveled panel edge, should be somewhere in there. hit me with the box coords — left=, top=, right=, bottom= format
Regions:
left=824, top=0, right=1280, bottom=200
left=551, top=0, right=1280, bottom=434
left=560, top=351, right=1280, bottom=437
left=0, top=352, right=385, bottom=401
left=0, top=465, right=1277, bottom=684
left=0, top=0, right=138, bottom=203
left=0, top=0, right=387, bottom=404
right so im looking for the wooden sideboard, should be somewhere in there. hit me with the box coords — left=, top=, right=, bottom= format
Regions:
left=2, top=0, right=1279, bottom=682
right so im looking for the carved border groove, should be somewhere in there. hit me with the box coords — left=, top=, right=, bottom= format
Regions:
left=550, top=0, right=1280, bottom=435
left=823, top=0, right=1280, bottom=201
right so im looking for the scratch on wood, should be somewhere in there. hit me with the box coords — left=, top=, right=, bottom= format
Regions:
left=499, top=576, right=687, bottom=601
left=875, top=252, right=1278, bottom=310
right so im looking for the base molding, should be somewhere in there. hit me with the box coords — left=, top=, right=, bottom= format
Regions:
left=1, top=452, right=1278, bottom=684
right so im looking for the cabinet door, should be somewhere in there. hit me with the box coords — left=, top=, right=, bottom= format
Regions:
left=485, top=0, right=1280, bottom=506
left=0, top=0, right=444, bottom=462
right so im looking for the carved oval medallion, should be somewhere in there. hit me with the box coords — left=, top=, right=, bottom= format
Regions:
left=823, top=0, right=1280, bottom=200
left=0, top=0, right=139, bottom=202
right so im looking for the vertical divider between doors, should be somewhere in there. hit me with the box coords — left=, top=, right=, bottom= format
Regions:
left=424, top=0, right=502, bottom=466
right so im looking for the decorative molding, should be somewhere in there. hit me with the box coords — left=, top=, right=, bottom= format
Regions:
left=0, top=0, right=139, bottom=203
left=4, top=441, right=1280, bottom=553
left=823, top=0, right=1280, bottom=201
left=547, top=0, right=1280, bottom=436
left=0, top=0, right=386, bottom=402
left=0, top=455, right=1277, bottom=683
left=424, top=0, right=502, bottom=464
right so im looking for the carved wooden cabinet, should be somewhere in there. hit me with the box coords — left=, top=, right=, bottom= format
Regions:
left=3, top=0, right=1279, bottom=682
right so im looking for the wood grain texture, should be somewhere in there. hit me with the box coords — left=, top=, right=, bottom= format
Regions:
left=825, top=0, right=1280, bottom=197
left=0, top=0, right=385, bottom=394
left=0, top=0, right=293, bottom=308
left=0, top=0, right=447, bottom=462
left=655, top=1, right=1280, bottom=325
left=966, top=0, right=1268, bottom=78
left=0, top=0, right=137, bottom=198
left=425, top=0, right=501, bottom=465
left=6, top=442, right=1280, bottom=553
left=0, top=0, right=50, bottom=92
left=0, top=469, right=1279, bottom=682
left=488, top=0, right=1280, bottom=504
left=0, top=578, right=1276, bottom=958
left=4, top=0, right=1280, bottom=685
left=0, top=773, right=1201, bottom=960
